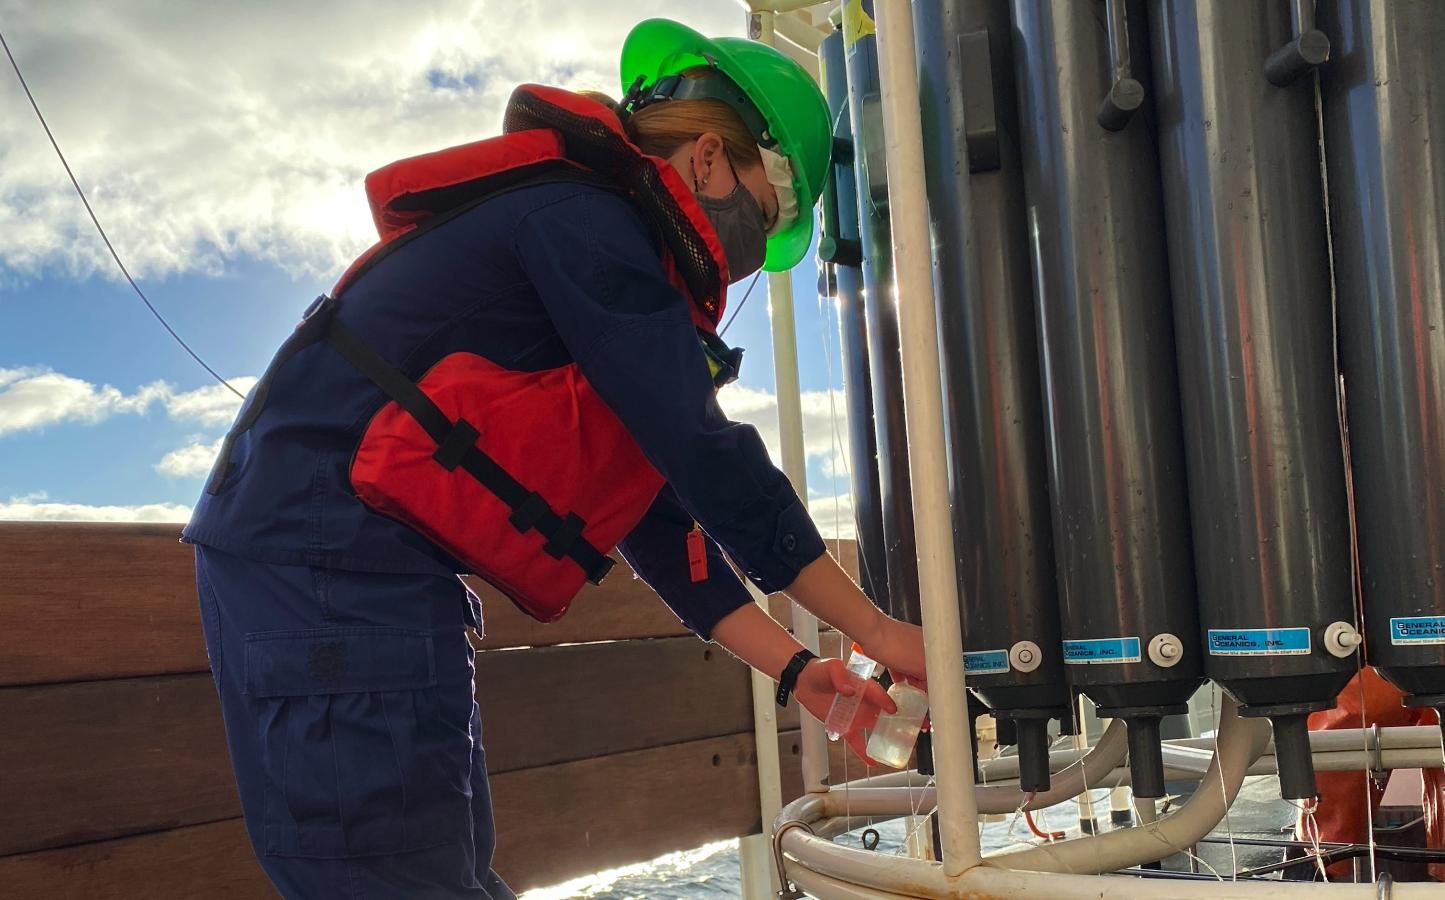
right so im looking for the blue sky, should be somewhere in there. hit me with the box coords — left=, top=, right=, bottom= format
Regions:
left=0, top=1, right=855, bottom=533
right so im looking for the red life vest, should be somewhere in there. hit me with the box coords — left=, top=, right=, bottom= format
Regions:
left=211, top=85, right=732, bottom=624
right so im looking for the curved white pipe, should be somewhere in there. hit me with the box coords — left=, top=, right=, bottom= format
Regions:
left=773, top=700, right=1439, bottom=897
left=778, top=815, right=1445, bottom=899
left=987, top=696, right=1270, bottom=873
left=806, top=717, right=1434, bottom=827
left=783, top=845, right=1445, bottom=900
left=981, top=718, right=1127, bottom=813
left=1169, top=724, right=1444, bottom=754
left=825, top=718, right=1128, bottom=815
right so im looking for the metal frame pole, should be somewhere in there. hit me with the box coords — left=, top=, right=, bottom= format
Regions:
left=754, top=6, right=831, bottom=799
left=871, top=0, right=983, bottom=874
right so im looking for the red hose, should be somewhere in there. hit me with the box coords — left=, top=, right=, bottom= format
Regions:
left=1022, top=792, right=1066, bottom=842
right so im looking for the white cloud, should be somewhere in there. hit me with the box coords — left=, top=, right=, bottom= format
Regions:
left=156, top=435, right=224, bottom=478
left=717, top=383, right=853, bottom=476
left=808, top=491, right=857, bottom=541
left=162, top=379, right=257, bottom=428
left=0, top=367, right=254, bottom=437
left=717, top=383, right=859, bottom=539
left=0, top=0, right=742, bottom=282
left=0, top=492, right=190, bottom=522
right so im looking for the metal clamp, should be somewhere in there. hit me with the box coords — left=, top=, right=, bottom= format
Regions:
left=772, top=818, right=815, bottom=899
left=1097, top=0, right=1144, bottom=131
left=1265, top=0, right=1330, bottom=87
left=818, top=135, right=863, bottom=268
left=1367, top=722, right=1386, bottom=785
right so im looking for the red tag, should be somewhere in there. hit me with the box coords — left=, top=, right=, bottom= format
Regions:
left=687, top=524, right=708, bottom=583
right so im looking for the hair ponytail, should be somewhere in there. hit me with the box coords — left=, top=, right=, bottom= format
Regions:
left=579, top=68, right=762, bottom=170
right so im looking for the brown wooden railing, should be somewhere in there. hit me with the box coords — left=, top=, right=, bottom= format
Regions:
left=0, top=523, right=883, bottom=896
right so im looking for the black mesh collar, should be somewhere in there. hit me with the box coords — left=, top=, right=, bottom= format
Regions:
left=502, top=86, right=725, bottom=325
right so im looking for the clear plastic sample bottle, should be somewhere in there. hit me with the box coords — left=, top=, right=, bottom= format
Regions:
left=865, top=682, right=929, bottom=768
left=825, top=643, right=879, bottom=740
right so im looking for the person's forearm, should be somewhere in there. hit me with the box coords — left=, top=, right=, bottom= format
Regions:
left=709, top=601, right=807, bottom=680
left=781, top=551, right=887, bottom=643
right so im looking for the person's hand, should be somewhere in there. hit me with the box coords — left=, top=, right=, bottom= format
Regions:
left=857, top=616, right=927, bottom=691
left=793, top=657, right=895, bottom=765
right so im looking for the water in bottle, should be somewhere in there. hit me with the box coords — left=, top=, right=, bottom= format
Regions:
left=865, top=682, right=928, bottom=768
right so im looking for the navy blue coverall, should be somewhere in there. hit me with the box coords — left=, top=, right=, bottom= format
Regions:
left=184, top=180, right=827, bottom=898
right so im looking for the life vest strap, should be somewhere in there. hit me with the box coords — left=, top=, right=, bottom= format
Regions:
left=432, top=419, right=481, bottom=471
left=326, top=314, right=616, bottom=586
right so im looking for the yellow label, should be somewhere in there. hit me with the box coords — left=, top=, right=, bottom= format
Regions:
left=842, top=0, right=876, bottom=49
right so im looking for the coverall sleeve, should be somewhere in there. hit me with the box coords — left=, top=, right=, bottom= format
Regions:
left=513, top=187, right=826, bottom=599
left=616, top=483, right=753, bottom=639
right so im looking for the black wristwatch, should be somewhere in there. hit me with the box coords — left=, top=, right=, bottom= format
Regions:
left=776, top=648, right=818, bottom=707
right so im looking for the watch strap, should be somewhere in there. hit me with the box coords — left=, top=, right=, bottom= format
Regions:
left=776, top=648, right=818, bottom=707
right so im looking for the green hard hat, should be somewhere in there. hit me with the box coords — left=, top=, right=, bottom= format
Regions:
left=621, top=18, right=831, bottom=272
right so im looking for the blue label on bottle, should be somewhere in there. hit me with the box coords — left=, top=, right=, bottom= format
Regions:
left=964, top=649, right=1010, bottom=675
left=1390, top=616, right=1445, bottom=645
left=1207, top=627, right=1311, bottom=656
left=1062, top=637, right=1141, bottom=665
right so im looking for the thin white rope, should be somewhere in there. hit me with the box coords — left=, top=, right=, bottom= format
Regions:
left=1314, top=58, right=1378, bottom=885
left=1289, top=797, right=1331, bottom=882
left=1211, top=686, right=1240, bottom=880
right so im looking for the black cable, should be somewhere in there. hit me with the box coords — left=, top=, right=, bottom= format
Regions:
left=718, top=269, right=763, bottom=337
left=0, top=27, right=243, bottom=399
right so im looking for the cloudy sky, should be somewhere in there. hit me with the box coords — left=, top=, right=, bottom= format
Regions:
left=0, top=0, right=856, bottom=536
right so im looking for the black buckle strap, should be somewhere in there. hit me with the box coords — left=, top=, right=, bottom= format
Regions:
left=543, top=513, right=586, bottom=561
left=508, top=492, right=549, bottom=532
left=539, top=514, right=614, bottom=585
left=432, top=419, right=480, bottom=471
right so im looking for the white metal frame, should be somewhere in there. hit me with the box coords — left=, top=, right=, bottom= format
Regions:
left=737, top=6, right=835, bottom=898
left=734, top=1, right=1445, bottom=896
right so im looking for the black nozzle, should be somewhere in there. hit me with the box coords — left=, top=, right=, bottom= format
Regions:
left=818, top=235, right=863, bottom=268
left=1015, top=718, right=1053, bottom=794
left=1271, top=713, right=1319, bottom=800
left=1126, top=716, right=1166, bottom=799
left=1096, top=78, right=1144, bottom=132
left=916, top=728, right=935, bottom=778
left=1264, top=30, right=1330, bottom=87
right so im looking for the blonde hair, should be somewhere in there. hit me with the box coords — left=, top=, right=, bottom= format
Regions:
left=581, top=68, right=762, bottom=170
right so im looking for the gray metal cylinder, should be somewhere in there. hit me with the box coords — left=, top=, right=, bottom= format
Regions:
left=1148, top=0, right=1358, bottom=794
left=819, top=28, right=889, bottom=610
left=843, top=0, right=921, bottom=624
left=1318, top=0, right=1445, bottom=706
left=913, top=0, right=1069, bottom=728
left=1010, top=0, right=1203, bottom=774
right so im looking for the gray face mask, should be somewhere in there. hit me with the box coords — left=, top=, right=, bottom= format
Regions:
left=696, top=182, right=768, bottom=282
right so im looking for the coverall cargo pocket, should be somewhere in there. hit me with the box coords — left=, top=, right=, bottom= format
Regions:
left=245, top=627, right=466, bottom=859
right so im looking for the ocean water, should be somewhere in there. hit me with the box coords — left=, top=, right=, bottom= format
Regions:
left=520, top=776, right=1300, bottom=897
